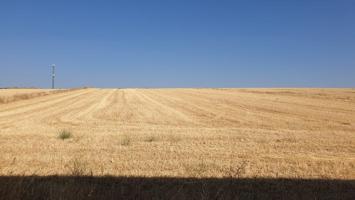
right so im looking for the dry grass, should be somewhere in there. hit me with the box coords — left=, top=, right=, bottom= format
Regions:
left=0, top=88, right=354, bottom=180
left=68, top=158, right=89, bottom=176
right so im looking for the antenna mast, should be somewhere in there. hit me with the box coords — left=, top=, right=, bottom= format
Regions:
left=51, top=64, right=56, bottom=89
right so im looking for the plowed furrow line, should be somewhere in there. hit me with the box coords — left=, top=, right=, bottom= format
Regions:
left=177, top=89, right=355, bottom=125
left=115, top=90, right=135, bottom=124
left=37, top=89, right=106, bottom=125
left=90, top=89, right=118, bottom=121
left=142, top=90, right=228, bottom=126
left=135, top=90, right=192, bottom=125
left=71, top=89, right=114, bottom=121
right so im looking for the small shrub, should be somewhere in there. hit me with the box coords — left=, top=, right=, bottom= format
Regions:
left=58, top=130, right=72, bottom=140
left=225, top=160, right=248, bottom=178
left=69, top=159, right=88, bottom=176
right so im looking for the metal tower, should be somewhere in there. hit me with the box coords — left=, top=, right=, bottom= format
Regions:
left=51, top=64, right=56, bottom=89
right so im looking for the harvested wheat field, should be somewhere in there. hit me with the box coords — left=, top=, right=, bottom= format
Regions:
left=0, top=88, right=355, bottom=199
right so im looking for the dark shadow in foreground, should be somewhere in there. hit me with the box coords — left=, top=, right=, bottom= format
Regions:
left=0, top=176, right=354, bottom=200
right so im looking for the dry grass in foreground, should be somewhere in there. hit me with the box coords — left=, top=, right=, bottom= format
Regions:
left=0, top=88, right=354, bottom=199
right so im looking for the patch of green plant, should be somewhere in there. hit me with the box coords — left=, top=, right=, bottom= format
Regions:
left=58, top=130, right=72, bottom=140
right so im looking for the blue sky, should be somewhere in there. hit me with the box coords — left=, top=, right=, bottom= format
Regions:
left=1, top=0, right=354, bottom=88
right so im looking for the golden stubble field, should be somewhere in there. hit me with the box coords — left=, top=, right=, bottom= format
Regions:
left=0, top=88, right=354, bottom=179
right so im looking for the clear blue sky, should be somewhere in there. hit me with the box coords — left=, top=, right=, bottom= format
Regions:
left=1, top=0, right=354, bottom=88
